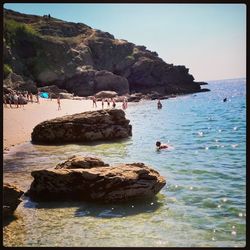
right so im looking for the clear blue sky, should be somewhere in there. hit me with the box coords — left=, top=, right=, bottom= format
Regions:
left=4, top=3, right=246, bottom=81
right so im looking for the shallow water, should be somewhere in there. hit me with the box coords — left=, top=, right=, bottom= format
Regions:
left=3, top=78, right=246, bottom=247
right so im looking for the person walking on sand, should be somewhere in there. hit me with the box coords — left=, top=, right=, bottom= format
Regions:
left=106, top=98, right=110, bottom=108
left=57, top=95, right=61, bottom=110
left=92, top=96, right=97, bottom=108
left=101, top=98, right=104, bottom=109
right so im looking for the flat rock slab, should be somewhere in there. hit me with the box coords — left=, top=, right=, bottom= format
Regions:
left=55, top=155, right=109, bottom=169
left=31, top=109, right=132, bottom=144
left=27, top=158, right=166, bottom=202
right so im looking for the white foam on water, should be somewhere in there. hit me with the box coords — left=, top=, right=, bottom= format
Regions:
left=198, top=131, right=204, bottom=136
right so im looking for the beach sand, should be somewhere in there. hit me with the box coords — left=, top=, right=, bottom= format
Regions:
left=3, top=98, right=111, bottom=151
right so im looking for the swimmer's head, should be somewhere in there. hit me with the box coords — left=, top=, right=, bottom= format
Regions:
left=156, top=141, right=161, bottom=147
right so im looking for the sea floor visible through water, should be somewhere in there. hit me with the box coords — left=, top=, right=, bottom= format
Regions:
left=3, top=78, right=246, bottom=247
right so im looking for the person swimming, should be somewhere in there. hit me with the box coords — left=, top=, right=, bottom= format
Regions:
left=156, top=141, right=169, bottom=150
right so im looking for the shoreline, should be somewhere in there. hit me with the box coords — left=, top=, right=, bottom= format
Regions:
left=3, top=92, right=201, bottom=152
left=3, top=98, right=107, bottom=152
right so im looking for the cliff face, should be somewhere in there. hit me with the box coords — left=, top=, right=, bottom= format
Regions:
left=3, top=9, right=208, bottom=96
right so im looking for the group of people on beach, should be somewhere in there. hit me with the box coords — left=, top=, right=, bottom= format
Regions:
left=92, top=96, right=128, bottom=110
left=3, top=91, right=40, bottom=108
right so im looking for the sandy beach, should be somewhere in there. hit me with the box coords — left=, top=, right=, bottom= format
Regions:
left=3, top=98, right=110, bottom=151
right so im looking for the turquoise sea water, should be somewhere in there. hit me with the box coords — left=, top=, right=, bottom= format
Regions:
left=3, top=78, right=246, bottom=247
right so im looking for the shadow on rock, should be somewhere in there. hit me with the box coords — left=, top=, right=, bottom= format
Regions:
left=3, top=214, right=18, bottom=227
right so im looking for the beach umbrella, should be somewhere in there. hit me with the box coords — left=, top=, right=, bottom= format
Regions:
left=39, top=92, right=49, bottom=98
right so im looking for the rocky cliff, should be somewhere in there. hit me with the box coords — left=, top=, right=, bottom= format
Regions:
left=3, top=8, right=209, bottom=96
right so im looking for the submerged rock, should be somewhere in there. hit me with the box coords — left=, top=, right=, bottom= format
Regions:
left=3, top=183, right=24, bottom=218
left=27, top=160, right=166, bottom=202
left=31, top=109, right=132, bottom=144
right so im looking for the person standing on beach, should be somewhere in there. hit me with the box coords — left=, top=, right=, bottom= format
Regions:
left=6, top=93, right=13, bottom=108
left=3, top=94, right=7, bottom=107
left=57, top=95, right=61, bottom=110
left=122, top=97, right=128, bottom=110
left=36, top=92, right=40, bottom=104
left=13, top=92, right=19, bottom=108
left=157, top=99, right=162, bottom=109
left=112, top=98, right=116, bottom=108
left=92, top=96, right=97, bottom=108
left=101, top=98, right=104, bottom=109
left=106, top=98, right=110, bottom=108
left=29, top=92, right=33, bottom=103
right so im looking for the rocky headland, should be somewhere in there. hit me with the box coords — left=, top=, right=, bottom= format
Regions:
left=3, top=8, right=209, bottom=100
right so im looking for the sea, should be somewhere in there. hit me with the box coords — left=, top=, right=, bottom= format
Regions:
left=3, top=78, right=246, bottom=247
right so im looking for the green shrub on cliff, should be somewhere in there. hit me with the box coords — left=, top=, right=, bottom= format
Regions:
left=4, top=19, right=39, bottom=46
left=3, top=64, right=13, bottom=78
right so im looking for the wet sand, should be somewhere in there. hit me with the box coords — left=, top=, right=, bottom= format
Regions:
left=3, top=98, right=108, bottom=151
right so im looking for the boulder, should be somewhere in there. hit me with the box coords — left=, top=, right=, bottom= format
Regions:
left=31, top=109, right=132, bottom=144
left=55, top=155, right=109, bottom=169
left=95, top=91, right=118, bottom=99
left=38, top=85, right=68, bottom=98
left=3, top=183, right=24, bottom=218
left=94, top=70, right=129, bottom=95
left=26, top=162, right=166, bottom=202
left=59, top=92, right=74, bottom=99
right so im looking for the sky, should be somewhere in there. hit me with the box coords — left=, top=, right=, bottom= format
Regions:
left=3, top=3, right=246, bottom=81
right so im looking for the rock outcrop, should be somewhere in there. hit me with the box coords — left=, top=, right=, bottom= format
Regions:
left=31, top=109, right=132, bottom=144
left=3, top=183, right=24, bottom=218
left=3, top=8, right=209, bottom=97
left=26, top=157, right=166, bottom=202
left=95, top=90, right=118, bottom=99
left=38, top=85, right=68, bottom=98
left=55, top=155, right=109, bottom=169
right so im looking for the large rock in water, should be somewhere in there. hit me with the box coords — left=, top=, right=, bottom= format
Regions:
left=26, top=156, right=166, bottom=202
left=3, top=183, right=24, bottom=218
left=31, top=109, right=132, bottom=144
